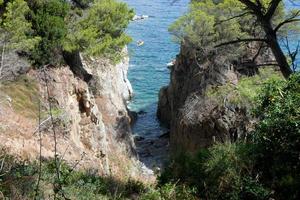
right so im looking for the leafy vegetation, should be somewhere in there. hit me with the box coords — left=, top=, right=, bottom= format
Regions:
left=28, top=0, right=70, bottom=66
left=207, top=67, right=282, bottom=107
left=0, top=153, right=196, bottom=200
left=0, top=0, right=133, bottom=67
left=252, top=72, right=300, bottom=199
left=158, top=72, right=300, bottom=200
left=169, top=0, right=299, bottom=78
left=63, top=0, right=134, bottom=62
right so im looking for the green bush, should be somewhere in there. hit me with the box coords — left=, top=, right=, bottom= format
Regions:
left=63, top=0, right=134, bottom=63
left=158, top=72, right=300, bottom=200
left=0, top=155, right=146, bottom=199
left=28, top=0, right=70, bottom=66
left=140, top=183, right=197, bottom=200
left=1, top=0, right=133, bottom=67
left=252, top=72, right=300, bottom=199
left=207, top=67, right=282, bottom=107
left=159, top=143, right=269, bottom=200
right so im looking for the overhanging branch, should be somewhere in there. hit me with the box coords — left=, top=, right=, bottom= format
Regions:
left=275, top=10, right=300, bottom=32
left=215, top=38, right=267, bottom=48
left=215, top=11, right=251, bottom=26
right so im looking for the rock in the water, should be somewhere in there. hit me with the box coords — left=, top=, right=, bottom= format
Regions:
left=134, top=135, right=145, bottom=142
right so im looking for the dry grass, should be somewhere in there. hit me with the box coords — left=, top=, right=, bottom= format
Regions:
left=0, top=75, right=39, bottom=119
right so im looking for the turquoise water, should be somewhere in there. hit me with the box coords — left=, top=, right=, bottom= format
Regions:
left=124, top=0, right=189, bottom=138
left=124, top=0, right=299, bottom=140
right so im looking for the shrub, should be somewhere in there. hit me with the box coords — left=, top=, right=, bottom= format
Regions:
left=159, top=142, right=269, bottom=200
left=29, top=0, right=70, bottom=66
left=140, top=183, right=197, bottom=200
left=252, top=72, right=300, bottom=199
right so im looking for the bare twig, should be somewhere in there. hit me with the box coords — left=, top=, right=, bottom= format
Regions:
left=282, top=37, right=299, bottom=72
left=0, top=42, right=6, bottom=80
left=252, top=42, right=266, bottom=62
left=32, top=116, right=51, bottom=135
left=42, top=66, right=63, bottom=199
left=34, top=99, right=42, bottom=199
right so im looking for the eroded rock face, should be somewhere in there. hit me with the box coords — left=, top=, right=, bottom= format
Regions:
left=157, top=45, right=255, bottom=153
left=0, top=50, right=142, bottom=180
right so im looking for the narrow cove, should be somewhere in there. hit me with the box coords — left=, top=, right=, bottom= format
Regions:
left=124, top=0, right=189, bottom=170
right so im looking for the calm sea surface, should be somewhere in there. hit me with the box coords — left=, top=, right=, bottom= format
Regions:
left=124, top=0, right=299, bottom=139
left=124, top=0, right=189, bottom=138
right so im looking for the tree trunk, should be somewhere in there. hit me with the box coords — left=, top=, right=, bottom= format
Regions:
left=263, top=22, right=293, bottom=79
left=267, top=34, right=293, bottom=79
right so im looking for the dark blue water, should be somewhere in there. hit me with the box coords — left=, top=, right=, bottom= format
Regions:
left=124, top=0, right=189, bottom=139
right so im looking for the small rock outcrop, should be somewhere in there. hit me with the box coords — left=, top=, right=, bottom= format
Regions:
left=157, top=44, right=262, bottom=153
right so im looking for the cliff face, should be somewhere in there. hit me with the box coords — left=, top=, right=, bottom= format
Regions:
left=0, top=50, right=141, bottom=179
left=157, top=45, right=257, bottom=153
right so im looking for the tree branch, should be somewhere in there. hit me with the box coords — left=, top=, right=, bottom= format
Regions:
left=215, top=38, right=267, bottom=48
left=265, top=0, right=282, bottom=20
left=215, top=11, right=251, bottom=26
left=274, top=10, right=300, bottom=32
left=252, top=42, right=266, bottom=62
left=238, top=0, right=263, bottom=17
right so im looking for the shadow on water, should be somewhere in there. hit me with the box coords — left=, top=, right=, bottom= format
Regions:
left=130, top=102, right=170, bottom=171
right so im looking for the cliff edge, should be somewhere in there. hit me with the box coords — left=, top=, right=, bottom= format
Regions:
left=0, top=49, right=144, bottom=180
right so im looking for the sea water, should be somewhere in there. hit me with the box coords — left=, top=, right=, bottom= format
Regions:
left=124, top=0, right=299, bottom=141
left=124, top=0, right=189, bottom=139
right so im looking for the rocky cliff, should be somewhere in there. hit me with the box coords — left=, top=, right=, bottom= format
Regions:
left=157, top=44, right=270, bottom=153
left=0, top=49, right=143, bottom=180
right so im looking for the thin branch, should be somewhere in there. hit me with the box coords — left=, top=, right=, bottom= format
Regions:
left=239, top=0, right=263, bottom=17
left=282, top=37, right=299, bottom=72
left=34, top=99, right=42, bottom=199
left=0, top=42, right=6, bottom=80
left=215, top=38, right=267, bottom=48
left=32, top=116, right=51, bottom=135
left=275, top=19, right=300, bottom=32
left=43, top=66, right=64, bottom=199
left=252, top=42, right=266, bottom=62
left=275, top=10, right=300, bottom=32
left=215, top=12, right=251, bottom=26
left=250, top=63, right=279, bottom=67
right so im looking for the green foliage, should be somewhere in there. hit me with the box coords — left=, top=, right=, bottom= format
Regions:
left=252, top=72, right=300, bottom=199
left=159, top=72, right=300, bottom=200
left=0, top=0, right=40, bottom=51
left=29, top=0, right=70, bottom=66
left=63, top=0, right=134, bottom=63
left=0, top=155, right=148, bottom=199
left=0, top=0, right=133, bottom=66
left=169, top=0, right=287, bottom=58
left=207, top=67, right=282, bottom=107
left=203, top=143, right=269, bottom=200
left=140, top=183, right=197, bottom=200
left=169, top=0, right=249, bottom=55
left=159, top=143, right=269, bottom=200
